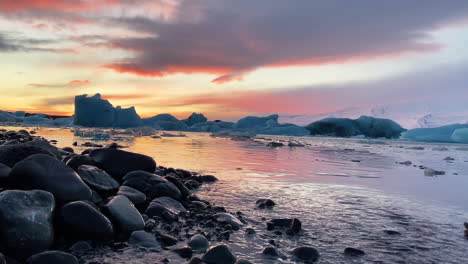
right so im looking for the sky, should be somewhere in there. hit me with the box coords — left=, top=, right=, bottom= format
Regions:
left=0, top=0, right=467, bottom=121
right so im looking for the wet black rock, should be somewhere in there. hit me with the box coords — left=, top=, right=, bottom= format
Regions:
left=10, top=154, right=92, bottom=203
left=256, top=199, right=276, bottom=208
left=235, top=260, right=253, bottom=264
left=90, top=148, right=156, bottom=180
left=158, top=234, right=177, bottom=246
left=77, top=165, right=119, bottom=194
left=0, top=142, right=56, bottom=167
left=69, top=241, right=92, bottom=253
left=165, top=175, right=191, bottom=198
left=266, top=141, right=284, bottom=147
left=188, top=234, right=209, bottom=253
left=129, top=230, right=160, bottom=248
left=245, top=228, right=256, bottom=235
left=172, top=247, right=193, bottom=259
left=261, top=247, right=281, bottom=258
left=292, top=246, right=320, bottom=262
left=384, top=230, right=401, bottom=235
left=65, top=155, right=96, bottom=171
left=185, top=179, right=201, bottom=190
left=123, top=171, right=182, bottom=200
left=61, top=147, right=74, bottom=153
left=26, top=251, right=78, bottom=264
left=200, top=175, right=218, bottom=183
left=60, top=201, right=114, bottom=241
left=202, top=245, right=236, bottom=264
left=0, top=190, right=55, bottom=259
left=214, top=213, right=243, bottom=230
left=103, top=195, right=145, bottom=235
left=344, top=247, right=365, bottom=257
left=267, top=218, right=301, bottom=233
left=117, top=186, right=147, bottom=205
left=146, top=196, right=187, bottom=219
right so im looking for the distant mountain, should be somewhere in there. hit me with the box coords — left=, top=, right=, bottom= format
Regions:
left=279, top=101, right=468, bottom=129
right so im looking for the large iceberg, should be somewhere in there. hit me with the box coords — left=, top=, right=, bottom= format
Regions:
left=183, top=113, right=208, bottom=126
left=401, top=124, right=468, bottom=143
left=305, top=116, right=406, bottom=139
left=74, top=94, right=143, bottom=128
left=234, top=114, right=279, bottom=129
left=232, top=114, right=309, bottom=136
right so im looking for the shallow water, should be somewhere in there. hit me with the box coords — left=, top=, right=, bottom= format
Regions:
left=15, top=127, right=468, bottom=263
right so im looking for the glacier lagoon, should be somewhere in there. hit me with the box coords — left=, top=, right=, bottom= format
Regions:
left=13, top=126, right=468, bottom=263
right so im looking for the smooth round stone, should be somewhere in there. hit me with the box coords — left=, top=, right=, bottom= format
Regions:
left=129, top=231, right=160, bottom=248
left=69, top=241, right=92, bottom=252
left=0, top=190, right=55, bottom=259
left=202, top=245, right=236, bottom=264
left=10, top=154, right=92, bottom=203
left=61, top=201, right=114, bottom=240
left=0, top=142, right=56, bottom=167
left=213, top=213, right=243, bottom=230
left=26, top=251, right=78, bottom=264
left=146, top=196, right=187, bottom=218
left=90, top=148, right=156, bottom=180
left=117, top=186, right=146, bottom=205
left=188, top=234, right=209, bottom=253
left=103, top=195, right=145, bottom=234
left=123, top=171, right=181, bottom=200
left=165, top=175, right=191, bottom=198
left=344, top=247, right=365, bottom=256
left=77, top=165, right=120, bottom=193
left=0, top=163, right=11, bottom=178
left=261, top=247, right=281, bottom=258
left=172, top=247, right=193, bottom=259
left=292, top=246, right=320, bottom=262
left=200, top=175, right=218, bottom=183
left=65, top=155, right=96, bottom=171
left=61, top=147, right=74, bottom=153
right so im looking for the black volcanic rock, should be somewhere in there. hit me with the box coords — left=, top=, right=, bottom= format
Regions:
left=26, top=251, right=78, bottom=264
left=202, top=245, right=236, bottom=264
left=103, top=195, right=145, bottom=235
left=77, top=165, right=119, bottom=194
left=90, top=148, right=156, bottom=179
left=122, top=171, right=181, bottom=200
left=10, top=154, right=92, bottom=203
left=0, top=190, right=55, bottom=259
left=60, top=201, right=114, bottom=241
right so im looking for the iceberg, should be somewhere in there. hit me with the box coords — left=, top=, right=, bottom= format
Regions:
left=234, top=114, right=279, bottom=129
left=305, top=116, right=406, bottom=138
left=183, top=113, right=208, bottom=126
left=401, top=124, right=468, bottom=143
left=188, top=121, right=234, bottom=132
left=73, top=94, right=143, bottom=128
left=143, top=114, right=188, bottom=131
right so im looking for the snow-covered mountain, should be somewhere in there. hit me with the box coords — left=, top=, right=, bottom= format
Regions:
left=279, top=102, right=468, bottom=129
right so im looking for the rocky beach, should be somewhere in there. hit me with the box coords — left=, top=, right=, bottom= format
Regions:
left=0, top=129, right=325, bottom=264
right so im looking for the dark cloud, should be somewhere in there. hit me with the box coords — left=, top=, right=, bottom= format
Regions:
left=0, top=32, right=76, bottom=53
left=104, top=0, right=468, bottom=82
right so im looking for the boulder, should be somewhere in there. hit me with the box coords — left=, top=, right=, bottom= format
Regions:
left=165, top=175, right=191, bottom=198
left=123, top=171, right=181, bottom=200
left=0, top=190, right=55, bottom=259
left=188, top=234, right=209, bottom=253
left=0, top=143, right=56, bottom=167
left=65, top=155, right=96, bottom=171
left=60, top=201, right=114, bottom=240
left=26, top=251, right=78, bottom=264
left=117, top=186, right=146, bottom=205
left=172, top=247, right=193, bottom=259
left=129, top=231, right=160, bottom=248
left=145, top=196, right=187, bottom=218
left=90, top=148, right=156, bottom=180
left=292, top=246, right=320, bottom=262
left=261, top=247, right=281, bottom=258
left=10, top=154, right=92, bottom=203
left=103, top=195, right=144, bottom=234
left=202, top=245, right=236, bottom=264
left=344, top=247, right=365, bottom=257
left=77, top=165, right=119, bottom=194
left=213, top=213, right=243, bottom=230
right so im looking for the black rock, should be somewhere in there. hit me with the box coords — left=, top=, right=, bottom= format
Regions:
left=0, top=142, right=56, bottom=167
left=188, top=234, right=209, bottom=253
left=235, top=260, right=253, bottom=264
left=60, top=201, right=114, bottom=241
left=61, top=147, right=74, bottom=153
left=172, top=247, right=193, bottom=259
left=26, top=251, right=78, bottom=264
left=0, top=253, right=5, bottom=264
left=344, top=247, right=365, bottom=257
left=165, top=175, right=191, bottom=198
left=261, top=247, right=281, bottom=258
left=266, top=141, right=284, bottom=147
left=10, top=154, right=92, bottom=203
left=123, top=171, right=181, bottom=200
left=77, top=165, right=120, bottom=194
left=213, top=213, right=243, bottom=230
left=256, top=199, right=276, bottom=208
left=103, top=195, right=145, bottom=235
left=129, top=230, right=160, bottom=248
left=159, top=234, right=177, bottom=246
left=185, top=179, right=201, bottom=190
left=69, top=241, right=92, bottom=253
left=117, top=186, right=147, bottom=205
left=202, top=245, right=236, bottom=264
left=90, top=148, right=156, bottom=180
left=200, top=175, right=218, bottom=183
left=65, top=155, right=96, bottom=171
left=0, top=190, right=55, bottom=259
left=146, top=196, right=187, bottom=218
left=292, top=246, right=320, bottom=262
left=384, top=230, right=401, bottom=235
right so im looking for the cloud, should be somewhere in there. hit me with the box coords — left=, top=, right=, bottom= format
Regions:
left=103, top=0, right=468, bottom=82
left=29, top=80, right=91, bottom=88
left=0, top=33, right=76, bottom=53
left=68, top=80, right=91, bottom=85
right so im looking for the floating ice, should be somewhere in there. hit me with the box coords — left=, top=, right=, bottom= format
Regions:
left=401, top=124, right=468, bottom=143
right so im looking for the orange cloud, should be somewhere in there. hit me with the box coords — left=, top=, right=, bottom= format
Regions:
left=68, top=80, right=91, bottom=85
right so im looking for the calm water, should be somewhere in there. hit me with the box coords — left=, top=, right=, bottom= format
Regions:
left=18, top=127, right=468, bottom=263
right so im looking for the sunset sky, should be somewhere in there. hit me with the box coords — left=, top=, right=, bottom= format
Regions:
left=0, top=0, right=467, bottom=120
